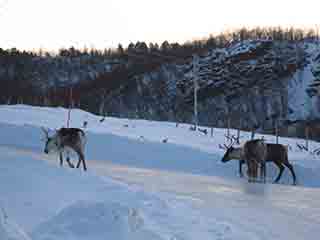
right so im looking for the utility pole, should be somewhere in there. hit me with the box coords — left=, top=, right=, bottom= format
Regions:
left=275, top=119, right=279, bottom=144
left=193, top=54, right=199, bottom=129
left=67, top=87, right=73, bottom=128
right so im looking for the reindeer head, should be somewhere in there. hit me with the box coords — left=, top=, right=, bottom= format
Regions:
left=42, top=127, right=59, bottom=154
left=221, top=146, right=236, bottom=162
left=220, top=135, right=241, bottom=162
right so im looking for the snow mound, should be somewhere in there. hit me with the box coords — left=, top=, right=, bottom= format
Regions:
left=0, top=220, right=12, bottom=240
left=31, top=201, right=161, bottom=240
left=0, top=210, right=31, bottom=240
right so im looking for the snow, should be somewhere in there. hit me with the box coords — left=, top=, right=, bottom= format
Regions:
left=287, top=43, right=320, bottom=120
left=0, top=105, right=320, bottom=240
left=31, top=201, right=160, bottom=240
left=0, top=210, right=31, bottom=240
left=227, top=40, right=264, bottom=57
left=0, top=144, right=163, bottom=240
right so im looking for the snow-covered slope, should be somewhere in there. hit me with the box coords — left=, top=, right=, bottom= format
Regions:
left=0, top=208, right=31, bottom=240
left=1, top=105, right=320, bottom=240
left=288, top=42, right=320, bottom=120
left=1, top=104, right=320, bottom=176
left=3, top=40, right=320, bottom=132
left=104, top=40, right=313, bottom=130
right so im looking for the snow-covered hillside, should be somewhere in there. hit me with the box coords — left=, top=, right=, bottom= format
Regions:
left=288, top=42, right=320, bottom=120
left=2, top=39, right=320, bottom=133
left=1, top=105, right=320, bottom=240
left=103, top=40, right=313, bottom=127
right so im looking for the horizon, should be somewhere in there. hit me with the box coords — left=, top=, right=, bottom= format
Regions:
left=0, top=0, right=319, bottom=51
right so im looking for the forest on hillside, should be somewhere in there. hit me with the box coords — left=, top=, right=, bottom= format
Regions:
left=1, top=27, right=320, bottom=134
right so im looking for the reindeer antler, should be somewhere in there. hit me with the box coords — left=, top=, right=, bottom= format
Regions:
left=219, top=143, right=230, bottom=150
left=225, top=134, right=238, bottom=142
left=220, top=134, right=236, bottom=150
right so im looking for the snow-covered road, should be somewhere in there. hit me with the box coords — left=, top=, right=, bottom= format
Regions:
left=58, top=157, right=320, bottom=240
left=2, top=143, right=320, bottom=240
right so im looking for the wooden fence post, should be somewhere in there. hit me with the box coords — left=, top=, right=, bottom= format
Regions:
left=305, top=125, right=309, bottom=151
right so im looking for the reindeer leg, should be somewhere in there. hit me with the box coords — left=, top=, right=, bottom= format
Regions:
left=260, top=162, right=266, bottom=183
left=283, top=162, right=297, bottom=185
left=76, top=158, right=81, bottom=169
left=254, top=162, right=259, bottom=182
left=273, top=162, right=285, bottom=184
left=74, top=148, right=87, bottom=171
left=247, top=159, right=254, bottom=183
left=239, top=160, right=244, bottom=177
left=247, top=168, right=252, bottom=183
left=259, top=163, right=263, bottom=183
left=66, top=156, right=75, bottom=168
left=59, top=152, right=63, bottom=167
left=259, top=163, right=263, bottom=182
left=73, top=147, right=81, bottom=169
left=264, top=162, right=267, bottom=183
left=253, top=160, right=261, bottom=183
left=78, top=152, right=87, bottom=171
left=81, top=153, right=87, bottom=171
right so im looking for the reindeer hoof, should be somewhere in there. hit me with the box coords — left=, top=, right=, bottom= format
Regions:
left=67, top=160, right=75, bottom=168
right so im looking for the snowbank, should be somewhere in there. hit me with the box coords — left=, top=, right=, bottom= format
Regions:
left=31, top=201, right=160, bottom=240
left=0, top=210, right=31, bottom=240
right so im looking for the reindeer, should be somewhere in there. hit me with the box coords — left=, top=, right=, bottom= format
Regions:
left=220, top=137, right=264, bottom=182
left=42, top=127, right=87, bottom=171
left=222, top=141, right=296, bottom=185
left=243, top=139, right=267, bottom=182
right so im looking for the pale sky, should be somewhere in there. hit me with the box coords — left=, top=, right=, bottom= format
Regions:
left=0, top=0, right=319, bottom=51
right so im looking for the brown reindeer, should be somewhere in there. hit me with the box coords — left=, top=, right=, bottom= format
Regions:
left=243, top=139, right=267, bottom=182
left=221, top=139, right=267, bottom=182
left=42, top=127, right=87, bottom=171
left=222, top=142, right=296, bottom=185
